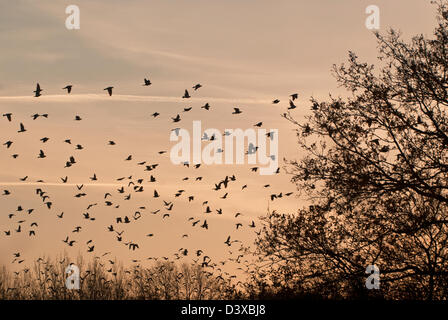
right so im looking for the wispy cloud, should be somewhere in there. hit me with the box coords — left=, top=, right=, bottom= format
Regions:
left=0, top=94, right=271, bottom=104
left=0, top=182, right=123, bottom=187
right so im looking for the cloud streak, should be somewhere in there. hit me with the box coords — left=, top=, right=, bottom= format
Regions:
left=0, top=94, right=271, bottom=104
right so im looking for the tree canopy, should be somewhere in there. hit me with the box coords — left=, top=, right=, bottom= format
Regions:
left=251, top=1, right=448, bottom=300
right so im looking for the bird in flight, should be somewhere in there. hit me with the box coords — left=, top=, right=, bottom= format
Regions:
left=128, top=243, right=139, bottom=251
left=288, top=100, right=297, bottom=110
left=31, top=113, right=48, bottom=120
left=143, top=78, right=152, bottom=86
left=224, top=236, right=232, bottom=246
left=192, top=84, right=202, bottom=91
left=3, top=113, right=12, bottom=122
left=232, top=108, right=242, bottom=115
left=182, top=89, right=190, bottom=98
left=171, top=114, right=181, bottom=123
left=34, top=83, right=42, bottom=97
left=290, top=93, right=298, bottom=101
left=18, top=123, right=26, bottom=133
left=104, top=86, right=114, bottom=96
left=63, top=85, right=73, bottom=94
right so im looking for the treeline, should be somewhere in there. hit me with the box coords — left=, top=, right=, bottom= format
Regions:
left=0, top=255, right=243, bottom=300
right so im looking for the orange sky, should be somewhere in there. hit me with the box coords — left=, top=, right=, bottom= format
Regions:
left=0, top=0, right=437, bottom=273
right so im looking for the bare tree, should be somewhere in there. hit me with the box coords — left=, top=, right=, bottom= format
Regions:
left=252, top=1, right=448, bottom=300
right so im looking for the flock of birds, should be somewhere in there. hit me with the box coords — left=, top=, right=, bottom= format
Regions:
left=1, top=79, right=299, bottom=281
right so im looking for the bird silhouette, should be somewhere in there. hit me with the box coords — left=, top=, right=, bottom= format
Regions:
left=288, top=100, right=297, bottom=110
left=18, top=123, right=26, bottom=133
left=4, top=141, right=13, bottom=149
left=63, top=85, right=73, bottom=94
left=182, top=89, right=190, bottom=98
left=104, top=86, right=114, bottom=96
left=171, top=114, right=181, bottom=123
left=3, top=113, right=12, bottom=122
left=34, top=83, right=42, bottom=97
left=232, top=107, right=242, bottom=114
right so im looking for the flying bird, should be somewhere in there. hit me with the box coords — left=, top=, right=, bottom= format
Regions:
left=18, top=123, right=26, bottom=133
left=63, top=85, right=73, bottom=94
left=104, top=87, right=114, bottom=96
left=34, top=83, right=42, bottom=97
left=3, top=113, right=12, bottom=122
left=288, top=100, right=297, bottom=110
left=171, top=114, right=181, bottom=123
left=232, top=108, right=242, bottom=115
left=182, top=89, right=190, bottom=98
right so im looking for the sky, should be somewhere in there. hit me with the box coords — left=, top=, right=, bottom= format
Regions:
left=0, top=0, right=438, bottom=274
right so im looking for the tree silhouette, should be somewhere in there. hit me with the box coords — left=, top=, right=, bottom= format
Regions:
left=252, top=1, right=448, bottom=300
